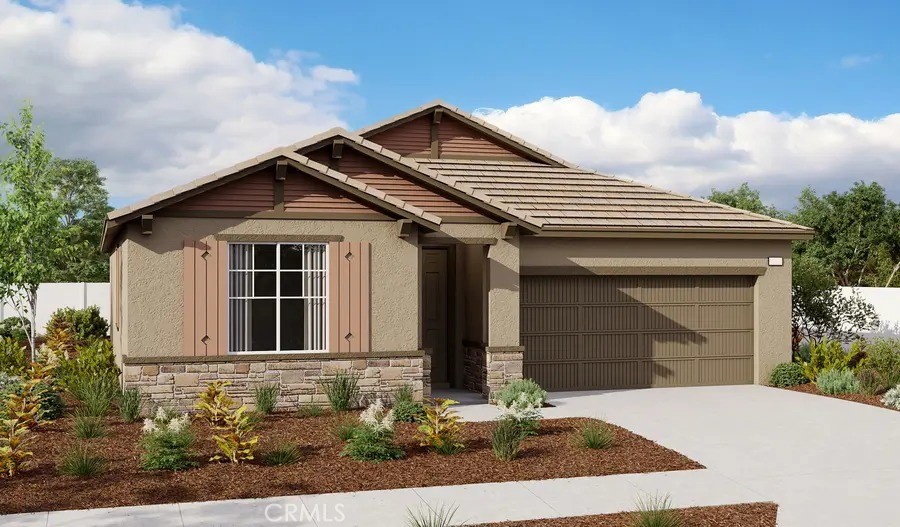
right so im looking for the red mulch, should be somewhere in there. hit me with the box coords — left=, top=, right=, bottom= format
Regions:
left=473, top=502, right=778, bottom=527
left=784, top=383, right=897, bottom=411
left=0, top=414, right=701, bottom=514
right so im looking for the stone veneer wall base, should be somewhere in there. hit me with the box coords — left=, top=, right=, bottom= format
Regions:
left=123, top=352, right=429, bottom=411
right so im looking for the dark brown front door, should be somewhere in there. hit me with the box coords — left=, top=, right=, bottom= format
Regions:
left=423, top=249, right=449, bottom=388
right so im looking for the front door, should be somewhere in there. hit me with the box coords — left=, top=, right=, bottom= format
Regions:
left=422, top=248, right=449, bottom=388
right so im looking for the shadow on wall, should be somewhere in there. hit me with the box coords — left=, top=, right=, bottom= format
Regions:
left=521, top=274, right=753, bottom=391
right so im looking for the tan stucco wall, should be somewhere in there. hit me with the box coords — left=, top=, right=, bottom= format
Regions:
left=520, top=237, right=793, bottom=384
left=120, top=217, right=420, bottom=358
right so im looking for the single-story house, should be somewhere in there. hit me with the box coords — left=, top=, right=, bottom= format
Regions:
left=102, top=101, right=813, bottom=408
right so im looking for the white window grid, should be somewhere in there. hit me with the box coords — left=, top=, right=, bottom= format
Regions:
left=227, top=242, right=328, bottom=353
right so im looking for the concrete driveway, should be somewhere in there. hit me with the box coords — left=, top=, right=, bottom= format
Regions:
left=458, top=385, right=899, bottom=527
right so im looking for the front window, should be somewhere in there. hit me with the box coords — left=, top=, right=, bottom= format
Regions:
left=228, top=243, right=328, bottom=353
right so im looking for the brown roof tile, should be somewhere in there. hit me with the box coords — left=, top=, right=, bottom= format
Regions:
left=418, top=159, right=811, bottom=235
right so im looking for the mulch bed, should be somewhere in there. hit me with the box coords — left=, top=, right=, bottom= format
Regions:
left=0, top=414, right=701, bottom=514
left=784, top=383, right=897, bottom=411
left=473, top=502, right=778, bottom=527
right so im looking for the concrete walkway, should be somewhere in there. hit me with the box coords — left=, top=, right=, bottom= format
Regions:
left=3, top=385, right=897, bottom=526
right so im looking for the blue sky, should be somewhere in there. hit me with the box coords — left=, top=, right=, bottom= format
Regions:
left=1, top=0, right=898, bottom=206
left=167, top=0, right=899, bottom=125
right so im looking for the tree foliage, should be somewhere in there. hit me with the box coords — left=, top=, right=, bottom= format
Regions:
left=0, top=104, right=66, bottom=357
left=706, top=182, right=785, bottom=218
left=792, top=182, right=900, bottom=287
left=47, top=159, right=111, bottom=282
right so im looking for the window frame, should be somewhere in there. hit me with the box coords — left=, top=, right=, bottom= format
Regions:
left=226, top=242, right=329, bottom=354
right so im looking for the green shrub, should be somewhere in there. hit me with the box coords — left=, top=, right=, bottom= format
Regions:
left=296, top=405, right=325, bottom=418
left=46, top=306, right=109, bottom=347
left=793, top=342, right=811, bottom=363
left=341, top=425, right=404, bottom=462
left=862, top=338, right=900, bottom=387
left=576, top=420, right=616, bottom=450
left=0, top=317, right=30, bottom=343
left=405, top=504, right=459, bottom=527
left=491, top=416, right=527, bottom=461
left=882, top=385, right=900, bottom=409
left=321, top=372, right=359, bottom=412
left=118, top=387, right=142, bottom=423
left=817, top=368, right=860, bottom=395
left=769, top=362, right=809, bottom=387
left=0, top=337, right=27, bottom=376
left=140, top=408, right=197, bottom=471
left=69, top=375, right=118, bottom=417
left=393, top=399, right=425, bottom=423
left=262, top=442, right=302, bottom=466
left=253, top=383, right=280, bottom=414
left=331, top=416, right=362, bottom=441
left=57, top=339, right=120, bottom=392
left=58, top=445, right=106, bottom=478
left=35, top=382, right=65, bottom=421
left=73, top=411, right=106, bottom=439
left=796, top=338, right=864, bottom=381
left=855, top=367, right=886, bottom=396
left=494, top=378, right=547, bottom=407
left=632, top=494, right=683, bottom=527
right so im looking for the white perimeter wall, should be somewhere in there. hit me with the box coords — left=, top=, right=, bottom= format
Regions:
left=0, top=283, right=110, bottom=334
left=840, top=287, right=900, bottom=337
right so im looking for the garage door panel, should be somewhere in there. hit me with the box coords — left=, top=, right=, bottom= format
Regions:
left=699, top=357, right=753, bottom=385
left=638, top=276, right=698, bottom=303
left=521, top=275, right=754, bottom=390
left=699, top=304, right=753, bottom=330
left=699, top=276, right=755, bottom=302
left=523, top=334, right=580, bottom=362
left=580, top=275, right=642, bottom=303
left=699, top=331, right=754, bottom=357
left=522, top=276, right=579, bottom=304
left=521, top=305, right=579, bottom=333
left=523, top=362, right=581, bottom=392
left=581, top=304, right=698, bottom=332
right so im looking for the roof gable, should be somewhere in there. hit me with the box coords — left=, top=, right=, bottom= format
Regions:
left=355, top=101, right=572, bottom=167
left=101, top=150, right=441, bottom=251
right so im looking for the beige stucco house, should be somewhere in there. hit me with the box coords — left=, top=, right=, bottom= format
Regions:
left=102, top=101, right=812, bottom=408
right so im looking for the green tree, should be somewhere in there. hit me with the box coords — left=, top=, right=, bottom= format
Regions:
left=705, top=182, right=784, bottom=218
left=48, top=159, right=111, bottom=282
left=0, top=104, right=67, bottom=358
left=791, top=182, right=900, bottom=287
left=791, top=256, right=879, bottom=348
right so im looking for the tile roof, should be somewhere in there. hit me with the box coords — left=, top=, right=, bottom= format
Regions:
left=418, top=159, right=812, bottom=235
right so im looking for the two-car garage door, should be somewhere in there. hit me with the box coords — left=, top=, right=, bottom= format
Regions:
left=521, top=275, right=755, bottom=391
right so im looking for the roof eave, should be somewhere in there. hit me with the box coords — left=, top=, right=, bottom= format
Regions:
left=537, top=226, right=814, bottom=240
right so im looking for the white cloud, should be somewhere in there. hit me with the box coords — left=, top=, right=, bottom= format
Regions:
left=839, top=54, right=879, bottom=68
left=475, top=93, right=900, bottom=207
left=0, top=0, right=359, bottom=200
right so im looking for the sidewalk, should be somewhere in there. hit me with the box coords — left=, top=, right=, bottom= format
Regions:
left=0, top=468, right=768, bottom=527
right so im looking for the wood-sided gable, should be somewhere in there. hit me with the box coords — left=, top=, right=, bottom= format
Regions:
left=365, top=113, right=530, bottom=162
left=357, top=103, right=568, bottom=167
left=303, top=142, right=497, bottom=223
left=166, top=163, right=381, bottom=218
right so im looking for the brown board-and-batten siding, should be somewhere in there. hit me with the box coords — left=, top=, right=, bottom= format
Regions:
left=183, top=237, right=227, bottom=356
left=328, top=242, right=371, bottom=353
left=521, top=275, right=755, bottom=391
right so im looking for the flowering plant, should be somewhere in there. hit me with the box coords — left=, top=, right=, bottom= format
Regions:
left=142, top=406, right=191, bottom=435
left=496, top=392, right=542, bottom=437
left=359, top=398, right=396, bottom=433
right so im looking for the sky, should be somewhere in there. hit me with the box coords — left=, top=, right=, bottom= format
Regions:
left=1, top=0, right=899, bottom=209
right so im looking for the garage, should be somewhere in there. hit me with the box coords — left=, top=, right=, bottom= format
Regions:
left=521, top=275, right=755, bottom=391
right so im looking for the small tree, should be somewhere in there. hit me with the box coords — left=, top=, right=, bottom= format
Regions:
left=792, top=256, right=879, bottom=350
left=0, top=104, right=66, bottom=359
